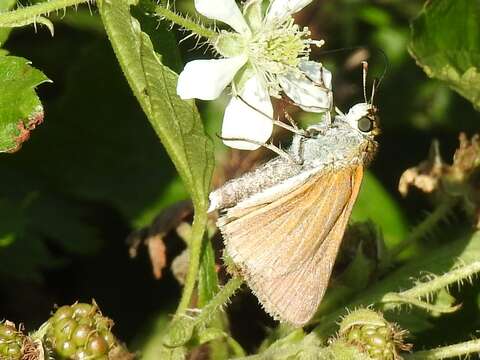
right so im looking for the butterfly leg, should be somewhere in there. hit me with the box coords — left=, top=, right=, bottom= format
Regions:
left=273, top=117, right=307, bottom=136
left=283, top=111, right=311, bottom=136
left=218, top=135, right=303, bottom=165
left=237, top=95, right=307, bottom=136
left=287, top=133, right=307, bottom=165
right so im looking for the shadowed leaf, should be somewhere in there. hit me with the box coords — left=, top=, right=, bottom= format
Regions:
left=409, top=0, right=480, bottom=110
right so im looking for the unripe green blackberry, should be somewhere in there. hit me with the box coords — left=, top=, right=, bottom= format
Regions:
left=0, top=321, right=24, bottom=360
left=45, top=301, right=118, bottom=360
left=336, top=309, right=411, bottom=360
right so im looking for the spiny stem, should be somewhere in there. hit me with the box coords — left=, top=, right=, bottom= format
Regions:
left=154, top=4, right=216, bottom=40
left=381, top=293, right=459, bottom=314
left=163, top=277, right=243, bottom=347
left=400, top=261, right=480, bottom=299
left=381, top=261, right=480, bottom=313
left=194, top=276, right=244, bottom=327
left=0, top=0, right=90, bottom=26
left=404, top=338, right=480, bottom=359
left=390, top=197, right=458, bottom=260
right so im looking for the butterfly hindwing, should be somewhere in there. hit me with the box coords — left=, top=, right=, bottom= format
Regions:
left=219, top=165, right=364, bottom=326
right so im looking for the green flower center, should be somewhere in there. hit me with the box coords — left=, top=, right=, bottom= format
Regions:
left=250, top=18, right=311, bottom=73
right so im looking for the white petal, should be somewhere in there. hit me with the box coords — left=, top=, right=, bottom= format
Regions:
left=298, top=60, right=332, bottom=89
left=222, top=77, right=273, bottom=150
left=279, top=70, right=332, bottom=113
left=194, top=0, right=250, bottom=34
left=177, top=56, right=247, bottom=100
left=266, top=0, right=313, bottom=22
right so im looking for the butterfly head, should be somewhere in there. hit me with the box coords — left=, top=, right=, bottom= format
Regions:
left=341, top=102, right=380, bottom=138
left=339, top=61, right=381, bottom=138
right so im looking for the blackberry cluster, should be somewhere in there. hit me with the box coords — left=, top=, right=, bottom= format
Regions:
left=46, top=302, right=116, bottom=360
left=337, top=309, right=410, bottom=360
left=344, top=322, right=398, bottom=359
left=0, top=322, right=23, bottom=360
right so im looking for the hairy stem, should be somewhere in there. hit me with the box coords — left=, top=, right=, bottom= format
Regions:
left=154, top=4, right=216, bottom=40
left=381, top=293, right=460, bottom=313
left=380, top=261, right=480, bottom=313
left=0, top=0, right=90, bottom=26
left=400, top=260, right=480, bottom=298
left=194, top=276, right=244, bottom=327
left=405, top=338, right=480, bottom=359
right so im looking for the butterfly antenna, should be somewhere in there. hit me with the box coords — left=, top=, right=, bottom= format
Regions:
left=370, top=77, right=377, bottom=104
left=376, top=47, right=389, bottom=89
left=362, top=61, right=369, bottom=103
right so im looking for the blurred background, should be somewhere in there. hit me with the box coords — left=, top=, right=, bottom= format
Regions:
left=1, top=0, right=479, bottom=355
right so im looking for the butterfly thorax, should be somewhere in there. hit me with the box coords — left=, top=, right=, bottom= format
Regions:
left=298, top=121, right=377, bottom=170
left=209, top=108, right=378, bottom=212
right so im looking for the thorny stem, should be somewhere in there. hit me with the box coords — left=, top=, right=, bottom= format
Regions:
left=163, top=277, right=243, bottom=348
left=0, top=0, right=90, bottom=26
left=154, top=3, right=216, bottom=40
left=194, top=276, right=244, bottom=328
left=399, top=260, right=480, bottom=299
left=389, top=197, right=459, bottom=260
left=404, top=338, right=480, bottom=359
left=381, top=261, right=480, bottom=313
left=381, top=293, right=459, bottom=314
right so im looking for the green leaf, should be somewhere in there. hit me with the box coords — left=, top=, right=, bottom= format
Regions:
left=198, top=238, right=219, bottom=307
left=352, top=172, right=409, bottom=249
left=0, top=55, right=49, bottom=153
left=0, top=196, right=26, bottom=248
left=409, top=0, right=480, bottom=110
left=0, top=34, right=196, bottom=281
left=98, top=0, right=214, bottom=315
left=98, top=1, right=214, bottom=210
left=317, top=243, right=375, bottom=318
left=51, top=7, right=105, bottom=34
left=0, top=0, right=17, bottom=45
left=0, top=189, right=102, bottom=281
left=314, top=231, right=480, bottom=338
left=130, top=308, right=189, bottom=360
left=197, top=237, right=227, bottom=359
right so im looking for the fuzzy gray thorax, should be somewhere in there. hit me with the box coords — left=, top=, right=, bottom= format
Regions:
left=294, top=118, right=374, bottom=169
left=209, top=113, right=377, bottom=212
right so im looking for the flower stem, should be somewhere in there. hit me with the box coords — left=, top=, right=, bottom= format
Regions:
left=0, top=0, right=90, bottom=26
left=175, top=216, right=208, bottom=314
left=154, top=4, right=216, bottom=40
left=404, top=338, right=480, bottom=359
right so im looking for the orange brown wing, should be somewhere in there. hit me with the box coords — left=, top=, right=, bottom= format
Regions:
left=219, top=165, right=364, bottom=326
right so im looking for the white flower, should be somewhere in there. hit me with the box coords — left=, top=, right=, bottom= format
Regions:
left=177, top=0, right=332, bottom=150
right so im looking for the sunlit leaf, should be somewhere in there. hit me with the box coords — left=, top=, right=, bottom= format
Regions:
left=0, top=55, right=49, bottom=152
left=98, top=0, right=214, bottom=213
left=0, top=0, right=16, bottom=45
left=314, top=231, right=480, bottom=338
left=352, top=172, right=409, bottom=249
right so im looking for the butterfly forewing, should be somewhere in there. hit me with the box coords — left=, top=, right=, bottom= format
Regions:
left=218, top=165, right=364, bottom=326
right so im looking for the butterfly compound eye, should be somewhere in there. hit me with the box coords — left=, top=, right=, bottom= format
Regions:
left=358, top=116, right=374, bottom=133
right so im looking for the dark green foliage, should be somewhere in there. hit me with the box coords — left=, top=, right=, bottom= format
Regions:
left=0, top=0, right=480, bottom=359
